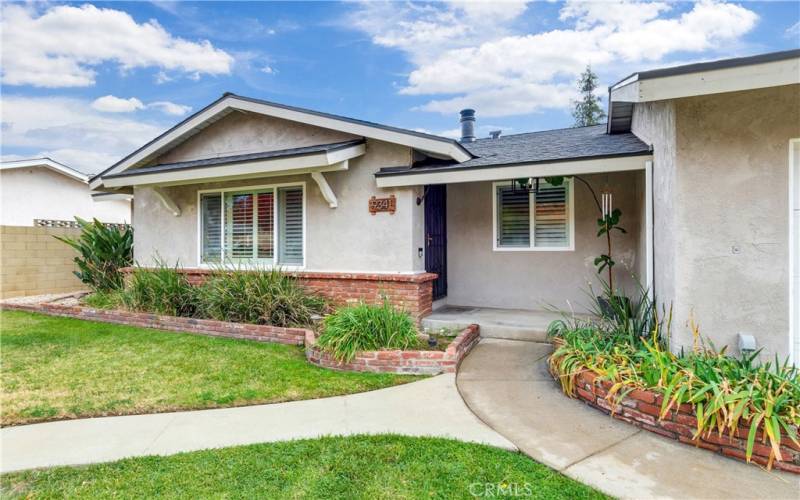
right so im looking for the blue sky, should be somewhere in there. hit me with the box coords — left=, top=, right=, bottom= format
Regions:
left=1, top=1, right=798, bottom=173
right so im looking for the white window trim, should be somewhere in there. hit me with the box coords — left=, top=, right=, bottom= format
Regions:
left=196, top=181, right=307, bottom=270
left=491, top=179, right=575, bottom=252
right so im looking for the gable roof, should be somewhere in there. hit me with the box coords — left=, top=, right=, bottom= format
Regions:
left=375, top=125, right=651, bottom=178
left=0, top=158, right=88, bottom=183
left=91, top=93, right=472, bottom=189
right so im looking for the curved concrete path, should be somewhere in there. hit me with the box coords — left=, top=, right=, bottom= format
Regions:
left=1, top=374, right=514, bottom=473
left=457, top=339, right=799, bottom=499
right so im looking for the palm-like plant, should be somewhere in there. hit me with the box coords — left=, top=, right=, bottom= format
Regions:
left=55, top=217, right=133, bottom=291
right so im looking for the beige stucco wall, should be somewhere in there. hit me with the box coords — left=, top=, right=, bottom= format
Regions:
left=157, top=111, right=359, bottom=164
left=633, top=84, right=800, bottom=359
left=446, top=172, right=645, bottom=311
left=134, top=139, right=425, bottom=273
left=0, top=168, right=131, bottom=226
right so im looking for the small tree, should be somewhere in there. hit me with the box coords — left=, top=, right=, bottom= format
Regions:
left=55, top=217, right=133, bottom=291
left=571, top=66, right=606, bottom=127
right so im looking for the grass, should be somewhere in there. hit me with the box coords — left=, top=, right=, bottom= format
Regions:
left=0, top=311, right=416, bottom=426
left=0, top=435, right=606, bottom=499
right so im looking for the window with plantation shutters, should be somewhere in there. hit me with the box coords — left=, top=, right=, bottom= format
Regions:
left=494, top=180, right=572, bottom=250
left=199, top=184, right=304, bottom=266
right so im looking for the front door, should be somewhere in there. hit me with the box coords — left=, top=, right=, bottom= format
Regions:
left=424, top=184, right=447, bottom=300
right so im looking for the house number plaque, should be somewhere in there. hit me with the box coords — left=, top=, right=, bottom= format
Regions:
left=369, top=195, right=396, bottom=215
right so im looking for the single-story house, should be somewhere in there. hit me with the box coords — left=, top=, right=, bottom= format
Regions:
left=1, top=158, right=132, bottom=226
left=90, top=49, right=800, bottom=363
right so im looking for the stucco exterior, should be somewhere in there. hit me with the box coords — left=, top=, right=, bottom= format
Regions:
left=156, top=112, right=359, bottom=165
left=634, top=84, right=800, bottom=359
left=446, top=171, right=645, bottom=311
left=0, top=167, right=131, bottom=226
left=134, top=138, right=424, bottom=273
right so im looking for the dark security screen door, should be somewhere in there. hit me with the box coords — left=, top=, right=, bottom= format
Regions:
left=424, top=184, right=447, bottom=300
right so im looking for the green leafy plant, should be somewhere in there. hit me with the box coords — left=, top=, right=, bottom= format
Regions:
left=316, top=300, right=418, bottom=362
left=196, top=266, right=326, bottom=327
left=547, top=289, right=800, bottom=469
left=119, top=263, right=198, bottom=317
left=55, top=217, right=133, bottom=291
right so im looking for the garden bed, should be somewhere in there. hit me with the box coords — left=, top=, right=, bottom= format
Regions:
left=560, top=368, right=800, bottom=474
left=0, top=300, right=309, bottom=345
left=305, top=325, right=480, bottom=375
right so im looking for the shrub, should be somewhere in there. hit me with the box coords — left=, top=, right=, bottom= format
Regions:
left=82, top=290, right=123, bottom=310
left=547, top=289, right=800, bottom=468
left=55, top=217, right=133, bottom=291
left=195, top=267, right=326, bottom=327
left=119, top=264, right=197, bottom=317
left=316, top=300, right=418, bottom=362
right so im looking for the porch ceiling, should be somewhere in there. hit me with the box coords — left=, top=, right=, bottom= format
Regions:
left=375, top=152, right=652, bottom=188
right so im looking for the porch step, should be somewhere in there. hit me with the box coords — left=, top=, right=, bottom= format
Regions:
left=421, top=306, right=567, bottom=342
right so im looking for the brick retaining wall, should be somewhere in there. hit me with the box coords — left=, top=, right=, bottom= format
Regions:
left=305, top=324, right=480, bottom=375
left=1, top=302, right=308, bottom=345
left=121, top=268, right=436, bottom=322
left=570, top=370, right=800, bottom=474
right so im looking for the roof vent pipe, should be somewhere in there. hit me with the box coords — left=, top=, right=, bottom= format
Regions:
left=489, top=130, right=501, bottom=139
left=459, top=109, right=476, bottom=143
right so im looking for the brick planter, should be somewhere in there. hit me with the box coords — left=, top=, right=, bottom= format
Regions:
left=121, top=268, right=437, bottom=322
left=0, top=302, right=309, bottom=345
left=567, top=369, right=800, bottom=474
left=305, top=324, right=480, bottom=375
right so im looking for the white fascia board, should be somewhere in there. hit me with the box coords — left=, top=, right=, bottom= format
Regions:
left=92, top=192, right=134, bottom=202
left=103, top=144, right=363, bottom=188
left=1, top=158, right=88, bottom=183
left=610, top=57, right=800, bottom=103
left=97, top=96, right=469, bottom=187
left=375, top=154, right=652, bottom=188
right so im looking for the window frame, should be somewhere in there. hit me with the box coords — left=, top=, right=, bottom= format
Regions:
left=491, top=179, right=575, bottom=252
left=196, top=181, right=306, bottom=269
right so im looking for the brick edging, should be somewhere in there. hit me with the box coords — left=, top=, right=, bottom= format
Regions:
left=0, top=302, right=308, bottom=345
left=565, top=369, right=800, bottom=474
left=305, top=324, right=480, bottom=375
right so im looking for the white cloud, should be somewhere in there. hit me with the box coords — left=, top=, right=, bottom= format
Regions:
left=91, top=95, right=145, bottom=113
left=147, top=101, right=192, bottom=116
left=1, top=95, right=167, bottom=173
left=351, top=0, right=758, bottom=117
left=1, top=4, right=234, bottom=87
left=260, top=65, right=277, bottom=75
left=785, top=21, right=800, bottom=39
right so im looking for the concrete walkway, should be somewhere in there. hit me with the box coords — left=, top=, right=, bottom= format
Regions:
left=422, top=306, right=571, bottom=341
left=1, top=374, right=514, bottom=473
left=457, top=339, right=799, bottom=499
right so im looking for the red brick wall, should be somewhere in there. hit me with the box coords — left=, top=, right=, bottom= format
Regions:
left=306, top=324, right=480, bottom=375
left=571, top=370, right=800, bottom=474
left=122, top=268, right=437, bottom=322
left=1, top=302, right=308, bottom=345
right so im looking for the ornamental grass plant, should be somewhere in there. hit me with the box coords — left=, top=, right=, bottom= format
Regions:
left=547, top=284, right=800, bottom=468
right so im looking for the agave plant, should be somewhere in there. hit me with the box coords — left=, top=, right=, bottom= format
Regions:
left=55, top=217, right=133, bottom=291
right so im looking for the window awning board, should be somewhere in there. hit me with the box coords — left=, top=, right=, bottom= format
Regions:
left=102, top=141, right=365, bottom=188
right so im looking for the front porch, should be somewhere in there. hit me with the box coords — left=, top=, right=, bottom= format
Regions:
left=422, top=305, right=581, bottom=342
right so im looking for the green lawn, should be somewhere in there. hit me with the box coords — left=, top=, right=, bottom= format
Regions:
left=0, top=435, right=606, bottom=499
left=0, top=311, right=414, bottom=426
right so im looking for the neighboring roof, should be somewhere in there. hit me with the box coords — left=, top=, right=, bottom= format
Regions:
left=610, top=49, right=800, bottom=89
left=91, top=93, right=472, bottom=188
left=375, top=125, right=651, bottom=177
left=103, top=139, right=365, bottom=179
left=0, top=158, right=89, bottom=183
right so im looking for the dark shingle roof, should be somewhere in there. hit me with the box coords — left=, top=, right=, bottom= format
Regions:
left=375, top=125, right=650, bottom=177
left=103, top=139, right=365, bottom=179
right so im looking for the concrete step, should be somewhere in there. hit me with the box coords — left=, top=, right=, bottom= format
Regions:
left=421, top=306, right=568, bottom=342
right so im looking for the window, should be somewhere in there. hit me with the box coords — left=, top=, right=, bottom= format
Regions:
left=493, top=179, right=573, bottom=251
left=199, top=184, right=304, bottom=266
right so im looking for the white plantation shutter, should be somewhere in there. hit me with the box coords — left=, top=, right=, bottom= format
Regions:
left=495, top=180, right=571, bottom=250
left=200, top=193, right=222, bottom=262
left=278, top=186, right=303, bottom=265
left=497, top=186, right=530, bottom=247
left=256, top=192, right=274, bottom=259
left=225, top=192, right=256, bottom=259
left=533, top=182, right=569, bottom=247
